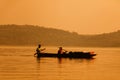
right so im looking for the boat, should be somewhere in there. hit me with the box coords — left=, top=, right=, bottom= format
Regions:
left=35, top=51, right=96, bottom=58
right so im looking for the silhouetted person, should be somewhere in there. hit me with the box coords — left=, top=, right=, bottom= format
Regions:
left=57, top=47, right=67, bottom=55
left=34, top=44, right=46, bottom=57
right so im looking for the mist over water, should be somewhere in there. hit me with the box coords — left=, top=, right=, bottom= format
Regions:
left=0, top=46, right=120, bottom=80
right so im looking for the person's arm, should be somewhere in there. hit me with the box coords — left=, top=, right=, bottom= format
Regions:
left=63, top=49, right=67, bottom=52
left=41, top=48, right=46, bottom=51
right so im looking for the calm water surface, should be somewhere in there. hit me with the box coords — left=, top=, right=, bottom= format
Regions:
left=0, top=46, right=120, bottom=80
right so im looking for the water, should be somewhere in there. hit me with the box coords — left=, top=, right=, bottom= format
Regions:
left=0, top=46, right=120, bottom=80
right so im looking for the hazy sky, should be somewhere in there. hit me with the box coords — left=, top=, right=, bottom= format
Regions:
left=0, top=0, right=120, bottom=34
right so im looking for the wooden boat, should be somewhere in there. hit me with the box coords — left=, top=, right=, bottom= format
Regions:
left=35, top=51, right=96, bottom=58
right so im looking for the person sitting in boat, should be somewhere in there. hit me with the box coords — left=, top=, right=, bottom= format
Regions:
left=34, top=44, right=46, bottom=56
left=57, top=47, right=67, bottom=55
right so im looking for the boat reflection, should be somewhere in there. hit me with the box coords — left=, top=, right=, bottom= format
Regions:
left=35, top=57, right=96, bottom=64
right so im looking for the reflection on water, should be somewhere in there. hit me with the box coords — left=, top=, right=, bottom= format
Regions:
left=0, top=46, right=120, bottom=80
left=34, top=57, right=96, bottom=80
left=36, top=57, right=95, bottom=64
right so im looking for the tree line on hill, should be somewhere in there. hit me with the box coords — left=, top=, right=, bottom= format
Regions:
left=0, top=24, right=120, bottom=47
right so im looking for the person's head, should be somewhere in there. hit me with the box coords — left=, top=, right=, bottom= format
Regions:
left=59, top=47, right=62, bottom=50
left=38, top=44, right=41, bottom=48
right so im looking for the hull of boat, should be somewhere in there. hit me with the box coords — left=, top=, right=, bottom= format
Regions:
left=36, top=52, right=96, bottom=58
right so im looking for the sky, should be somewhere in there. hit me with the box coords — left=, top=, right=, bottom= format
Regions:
left=0, top=0, right=120, bottom=34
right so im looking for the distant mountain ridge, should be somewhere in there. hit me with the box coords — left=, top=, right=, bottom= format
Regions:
left=0, top=24, right=120, bottom=47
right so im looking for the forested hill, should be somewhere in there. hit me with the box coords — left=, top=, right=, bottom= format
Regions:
left=0, top=25, right=120, bottom=47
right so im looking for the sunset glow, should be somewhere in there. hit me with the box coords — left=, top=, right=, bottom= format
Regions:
left=0, top=0, right=120, bottom=34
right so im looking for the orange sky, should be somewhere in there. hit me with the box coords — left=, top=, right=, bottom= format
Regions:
left=0, top=0, right=120, bottom=34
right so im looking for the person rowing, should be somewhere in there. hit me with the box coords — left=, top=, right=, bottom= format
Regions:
left=34, top=44, right=46, bottom=56
left=57, top=47, right=67, bottom=55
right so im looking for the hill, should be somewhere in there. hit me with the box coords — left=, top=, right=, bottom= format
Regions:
left=0, top=24, right=120, bottom=47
